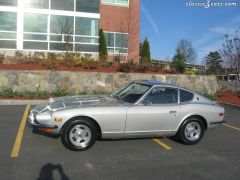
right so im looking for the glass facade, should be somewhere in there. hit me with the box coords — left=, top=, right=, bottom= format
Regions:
left=51, top=0, right=74, bottom=11
left=0, top=11, right=17, bottom=49
left=24, top=0, right=49, bottom=9
left=76, top=0, right=99, bottom=13
left=105, top=32, right=128, bottom=54
left=0, top=0, right=17, bottom=6
left=102, top=0, right=128, bottom=5
left=0, top=0, right=129, bottom=56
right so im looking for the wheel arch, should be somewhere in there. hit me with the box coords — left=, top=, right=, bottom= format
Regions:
left=178, top=114, right=208, bottom=131
left=60, top=116, right=102, bottom=138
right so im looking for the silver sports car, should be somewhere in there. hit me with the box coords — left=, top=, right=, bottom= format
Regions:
left=28, top=80, right=225, bottom=151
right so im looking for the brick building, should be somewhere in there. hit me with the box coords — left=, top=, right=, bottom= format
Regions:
left=0, top=0, right=140, bottom=62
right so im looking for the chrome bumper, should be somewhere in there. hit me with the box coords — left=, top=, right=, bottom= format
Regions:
left=27, top=111, right=58, bottom=129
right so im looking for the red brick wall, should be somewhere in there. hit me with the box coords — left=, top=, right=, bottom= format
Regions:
left=100, top=0, right=140, bottom=62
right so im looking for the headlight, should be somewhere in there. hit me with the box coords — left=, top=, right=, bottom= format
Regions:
left=36, top=111, right=52, bottom=123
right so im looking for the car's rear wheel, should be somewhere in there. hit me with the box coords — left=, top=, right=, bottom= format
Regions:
left=61, top=119, right=97, bottom=151
left=177, top=117, right=205, bottom=145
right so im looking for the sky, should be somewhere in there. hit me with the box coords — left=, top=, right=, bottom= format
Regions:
left=140, top=0, right=240, bottom=64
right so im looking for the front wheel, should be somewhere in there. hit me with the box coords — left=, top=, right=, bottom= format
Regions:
left=61, top=119, right=97, bottom=151
left=177, top=117, right=205, bottom=145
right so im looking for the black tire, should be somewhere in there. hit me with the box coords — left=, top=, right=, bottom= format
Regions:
left=61, top=119, right=97, bottom=151
left=177, top=117, right=205, bottom=145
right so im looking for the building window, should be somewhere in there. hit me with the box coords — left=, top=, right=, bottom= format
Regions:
left=23, top=13, right=48, bottom=50
left=51, top=0, right=74, bottom=11
left=24, top=0, right=49, bottom=9
left=0, top=0, right=17, bottom=6
left=0, top=11, right=17, bottom=49
left=104, top=32, right=128, bottom=55
left=76, top=0, right=99, bottom=13
left=75, top=17, right=99, bottom=44
left=102, top=0, right=129, bottom=5
left=50, top=15, right=74, bottom=51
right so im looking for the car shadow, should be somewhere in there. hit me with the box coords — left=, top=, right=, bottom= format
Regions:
left=37, top=163, right=69, bottom=180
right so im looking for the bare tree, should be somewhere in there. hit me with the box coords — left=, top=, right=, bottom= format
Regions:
left=220, top=29, right=240, bottom=92
left=177, top=39, right=197, bottom=64
left=55, top=16, right=74, bottom=62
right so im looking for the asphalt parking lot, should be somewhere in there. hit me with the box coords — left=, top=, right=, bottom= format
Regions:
left=0, top=105, right=240, bottom=180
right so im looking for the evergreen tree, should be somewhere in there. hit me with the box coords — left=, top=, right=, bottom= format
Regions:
left=140, top=38, right=151, bottom=64
left=99, top=28, right=108, bottom=61
left=172, top=49, right=186, bottom=73
left=205, top=51, right=223, bottom=75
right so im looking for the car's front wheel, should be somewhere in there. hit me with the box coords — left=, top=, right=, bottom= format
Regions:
left=61, top=119, right=97, bottom=151
left=177, top=117, right=205, bottom=145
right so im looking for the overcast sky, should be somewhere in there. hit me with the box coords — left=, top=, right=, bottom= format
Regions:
left=140, top=0, right=240, bottom=64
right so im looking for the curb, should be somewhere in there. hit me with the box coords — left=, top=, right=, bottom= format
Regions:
left=0, top=100, right=48, bottom=106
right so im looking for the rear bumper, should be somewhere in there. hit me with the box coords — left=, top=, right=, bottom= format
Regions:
left=210, top=120, right=226, bottom=125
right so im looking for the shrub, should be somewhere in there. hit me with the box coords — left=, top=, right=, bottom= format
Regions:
left=100, top=61, right=115, bottom=68
left=0, top=53, right=5, bottom=64
left=118, top=61, right=138, bottom=73
left=185, top=70, right=196, bottom=75
left=14, top=51, right=30, bottom=64
left=0, top=88, right=16, bottom=98
left=137, top=62, right=150, bottom=73
left=46, top=53, right=59, bottom=70
left=51, top=88, right=70, bottom=97
left=31, top=52, right=46, bottom=63
left=204, top=94, right=217, bottom=101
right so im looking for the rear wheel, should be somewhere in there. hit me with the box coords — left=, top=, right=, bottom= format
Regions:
left=61, top=119, right=97, bottom=151
left=177, top=117, right=205, bottom=145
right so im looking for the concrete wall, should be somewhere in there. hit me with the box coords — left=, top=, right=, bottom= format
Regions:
left=0, top=70, right=218, bottom=95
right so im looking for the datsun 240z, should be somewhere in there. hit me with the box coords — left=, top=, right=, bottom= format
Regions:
left=28, top=80, right=225, bottom=151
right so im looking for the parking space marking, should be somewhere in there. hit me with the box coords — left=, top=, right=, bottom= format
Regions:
left=224, top=123, right=240, bottom=132
left=11, top=105, right=31, bottom=158
left=153, top=138, right=172, bottom=150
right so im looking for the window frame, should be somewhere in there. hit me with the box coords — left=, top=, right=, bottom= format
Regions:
left=138, top=86, right=180, bottom=105
left=104, top=31, right=128, bottom=55
left=101, top=0, right=129, bottom=6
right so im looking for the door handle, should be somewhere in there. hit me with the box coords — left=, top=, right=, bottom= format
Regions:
left=169, top=111, right=177, bottom=114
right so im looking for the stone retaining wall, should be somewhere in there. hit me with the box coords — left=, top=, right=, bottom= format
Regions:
left=0, top=70, right=218, bottom=95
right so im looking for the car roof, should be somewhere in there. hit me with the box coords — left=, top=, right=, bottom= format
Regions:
left=134, top=80, right=179, bottom=88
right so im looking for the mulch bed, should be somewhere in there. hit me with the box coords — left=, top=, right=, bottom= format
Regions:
left=218, top=92, right=240, bottom=106
left=0, top=63, right=166, bottom=74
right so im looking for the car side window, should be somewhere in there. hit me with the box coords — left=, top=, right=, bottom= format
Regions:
left=180, top=90, right=194, bottom=103
left=144, top=87, right=178, bottom=104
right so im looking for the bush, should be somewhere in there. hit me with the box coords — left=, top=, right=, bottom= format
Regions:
left=185, top=70, right=196, bottom=75
left=14, top=51, right=30, bottom=64
left=0, top=88, right=16, bottom=98
left=51, top=88, right=70, bottom=97
left=46, top=53, right=59, bottom=70
left=100, top=61, right=115, bottom=68
left=0, top=53, right=5, bottom=64
left=137, top=62, right=150, bottom=73
left=204, top=94, right=217, bottom=101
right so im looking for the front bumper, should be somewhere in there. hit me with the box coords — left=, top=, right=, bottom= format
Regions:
left=27, top=110, right=58, bottom=130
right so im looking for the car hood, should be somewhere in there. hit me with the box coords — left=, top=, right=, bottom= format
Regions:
left=31, top=95, right=121, bottom=114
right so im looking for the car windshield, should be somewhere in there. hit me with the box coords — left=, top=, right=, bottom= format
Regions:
left=114, top=82, right=151, bottom=103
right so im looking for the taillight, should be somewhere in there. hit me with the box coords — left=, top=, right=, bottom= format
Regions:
left=219, top=113, right=224, bottom=117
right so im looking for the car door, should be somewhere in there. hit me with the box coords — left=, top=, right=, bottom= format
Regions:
left=125, top=86, right=180, bottom=137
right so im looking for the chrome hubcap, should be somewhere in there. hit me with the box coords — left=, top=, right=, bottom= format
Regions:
left=184, top=122, right=201, bottom=141
left=69, top=124, right=91, bottom=147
